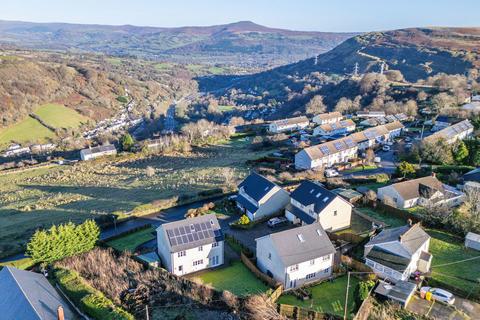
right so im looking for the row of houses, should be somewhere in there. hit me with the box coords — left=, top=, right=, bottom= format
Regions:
left=1, top=143, right=57, bottom=158
left=423, top=119, right=474, bottom=145
left=359, top=113, right=408, bottom=127
left=295, top=121, right=404, bottom=170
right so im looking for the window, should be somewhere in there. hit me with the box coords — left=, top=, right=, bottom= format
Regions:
left=366, top=260, right=374, bottom=268
left=178, top=265, right=183, bottom=272
left=306, top=273, right=316, bottom=280
left=212, top=242, right=218, bottom=248
left=198, top=246, right=203, bottom=252
left=322, top=255, right=330, bottom=261
left=177, top=251, right=186, bottom=258
left=333, top=210, right=337, bottom=216
left=310, top=259, right=315, bottom=265
left=268, top=253, right=272, bottom=260
left=324, top=267, right=330, bottom=274
left=193, top=259, right=203, bottom=266
left=209, top=256, right=219, bottom=266
left=290, top=264, right=299, bottom=272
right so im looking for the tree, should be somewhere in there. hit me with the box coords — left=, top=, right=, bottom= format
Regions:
left=397, top=161, right=416, bottom=178
left=453, top=141, right=469, bottom=163
left=120, top=133, right=135, bottom=151
left=334, top=97, right=353, bottom=114
left=306, top=95, right=326, bottom=115
left=365, top=148, right=375, bottom=165
left=431, top=93, right=456, bottom=111
left=384, top=70, right=404, bottom=82
left=26, top=220, right=100, bottom=264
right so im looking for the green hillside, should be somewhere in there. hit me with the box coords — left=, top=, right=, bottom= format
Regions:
left=33, top=103, right=89, bottom=129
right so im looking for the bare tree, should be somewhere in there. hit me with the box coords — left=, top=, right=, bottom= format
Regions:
left=306, top=95, right=326, bottom=115
left=365, top=148, right=375, bottom=165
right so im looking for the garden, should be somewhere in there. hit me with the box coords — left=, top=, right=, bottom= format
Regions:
left=105, top=227, right=156, bottom=252
left=190, top=261, right=270, bottom=297
left=277, top=276, right=361, bottom=319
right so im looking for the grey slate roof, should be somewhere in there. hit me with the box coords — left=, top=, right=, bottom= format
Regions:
left=260, top=224, right=336, bottom=266
left=375, top=280, right=416, bottom=304
left=464, top=168, right=480, bottom=183
left=236, top=193, right=258, bottom=214
left=238, top=172, right=277, bottom=202
left=290, top=181, right=346, bottom=214
left=366, top=224, right=430, bottom=257
left=158, top=214, right=223, bottom=253
left=366, top=246, right=411, bottom=271
left=285, top=203, right=316, bottom=224
left=80, top=144, right=116, bottom=156
left=0, top=266, right=75, bottom=320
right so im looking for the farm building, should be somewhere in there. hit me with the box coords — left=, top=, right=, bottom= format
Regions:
left=80, top=144, right=117, bottom=161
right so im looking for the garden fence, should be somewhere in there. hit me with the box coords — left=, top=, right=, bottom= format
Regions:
left=277, top=304, right=329, bottom=320
left=341, top=255, right=373, bottom=273
left=240, top=252, right=279, bottom=288
left=268, top=284, right=284, bottom=303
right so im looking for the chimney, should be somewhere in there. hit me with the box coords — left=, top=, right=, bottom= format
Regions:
left=57, top=306, right=64, bottom=320
left=407, top=218, right=413, bottom=227
left=431, top=172, right=436, bottom=178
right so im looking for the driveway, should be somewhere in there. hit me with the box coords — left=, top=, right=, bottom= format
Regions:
left=407, top=294, right=472, bottom=320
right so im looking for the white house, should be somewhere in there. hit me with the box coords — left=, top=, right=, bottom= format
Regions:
left=424, top=119, right=474, bottom=145
left=268, top=116, right=309, bottom=133
left=350, top=121, right=404, bottom=151
left=80, top=144, right=117, bottom=161
left=313, top=119, right=356, bottom=137
left=312, top=112, right=343, bottom=125
left=364, top=223, right=432, bottom=282
left=156, top=214, right=224, bottom=276
left=465, top=232, right=480, bottom=251
left=356, top=111, right=386, bottom=118
left=377, top=175, right=465, bottom=209
left=285, top=180, right=352, bottom=231
left=256, top=224, right=336, bottom=289
left=295, top=136, right=358, bottom=170
left=236, top=172, right=290, bottom=221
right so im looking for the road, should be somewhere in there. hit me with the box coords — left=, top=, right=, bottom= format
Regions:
left=341, top=148, right=397, bottom=179
left=163, top=104, right=177, bottom=133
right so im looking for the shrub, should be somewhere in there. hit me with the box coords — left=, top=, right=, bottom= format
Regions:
left=238, top=215, right=250, bottom=225
left=358, top=280, right=376, bottom=301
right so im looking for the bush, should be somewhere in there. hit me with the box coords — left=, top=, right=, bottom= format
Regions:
left=55, top=268, right=134, bottom=320
left=358, top=280, right=376, bottom=301
left=238, top=215, right=250, bottom=225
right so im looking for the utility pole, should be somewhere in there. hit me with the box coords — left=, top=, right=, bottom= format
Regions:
left=353, top=62, right=359, bottom=77
left=344, top=271, right=377, bottom=320
left=380, top=61, right=386, bottom=75
left=145, top=305, right=150, bottom=320
left=314, top=55, right=318, bottom=66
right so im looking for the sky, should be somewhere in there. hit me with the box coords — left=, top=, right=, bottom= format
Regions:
left=2, top=0, right=479, bottom=32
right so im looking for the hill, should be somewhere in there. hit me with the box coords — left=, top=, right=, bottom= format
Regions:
left=0, top=20, right=356, bottom=67
left=199, top=27, right=480, bottom=95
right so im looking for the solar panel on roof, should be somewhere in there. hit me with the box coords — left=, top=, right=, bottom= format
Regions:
left=345, top=138, right=355, bottom=148
left=319, top=145, right=330, bottom=155
left=334, top=141, right=344, bottom=151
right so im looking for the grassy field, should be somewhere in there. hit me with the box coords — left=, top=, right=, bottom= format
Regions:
left=106, top=227, right=156, bottom=252
left=33, top=103, right=89, bottom=129
left=0, top=116, right=55, bottom=146
left=217, top=105, right=236, bottom=112
left=0, top=138, right=269, bottom=258
left=0, top=257, right=34, bottom=270
left=428, top=229, right=480, bottom=294
left=356, top=207, right=406, bottom=228
left=192, top=261, right=269, bottom=297
left=277, top=276, right=360, bottom=319
left=0, top=103, right=88, bottom=146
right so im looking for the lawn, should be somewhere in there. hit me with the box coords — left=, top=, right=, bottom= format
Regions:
left=33, top=103, right=89, bottom=129
left=356, top=207, right=406, bottom=228
left=353, top=182, right=388, bottom=192
left=0, top=257, right=34, bottom=270
left=0, top=116, right=55, bottom=146
left=342, top=165, right=377, bottom=174
left=428, top=229, right=480, bottom=294
left=192, top=261, right=269, bottom=297
left=335, top=212, right=373, bottom=235
left=106, top=227, right=156, bottom=252
left=217, top=105, right=236, bottom=113
left=277, top=276, right=361, bottom=319
left=0, top=138, right=269, bottom=259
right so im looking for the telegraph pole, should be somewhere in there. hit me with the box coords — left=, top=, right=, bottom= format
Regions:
left=380, top=61, right=386, bottom=75
left=353, top=62, right=359, bottom=77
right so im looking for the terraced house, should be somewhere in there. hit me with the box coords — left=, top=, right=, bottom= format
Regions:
left=235, top=172, right=290, bottom=221
left=294, top=136, right=358, bottom=170
left=285, top=180, right=352, bottom=231
left=268, top=116, right=309, bottom=133
left=312, top=111, right=343, bottom=125
left=350, top=121, right=404, bottom=150
left=423, top=119, right=474, bottom=145
left=313, top=119, right=356, bottom=136
left=157, top=214, right=224, bottom=276
left=256, top=224, right=336, bottom=289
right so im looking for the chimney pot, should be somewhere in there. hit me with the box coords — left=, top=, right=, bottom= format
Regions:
left=57, top=306, right=64, bottom=320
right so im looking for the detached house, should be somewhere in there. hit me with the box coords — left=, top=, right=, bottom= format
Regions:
left=312, top=112, right=343, bottom=125
left=157, top=214, right=224, bottom=276
left=377, top=176, right=464, bottom=209
left=313, top=119, right=356, bottom=137
left=256, top=224, right=336, bottom=289
left=268, top=116, right=309, bottom=133
left=364, top=223, right=432, bottom=282
left=236, top=172, right=290, bottom=221
left=295, top=136, right=358, bottom=170
left=285, top=181, right=352, bottom=231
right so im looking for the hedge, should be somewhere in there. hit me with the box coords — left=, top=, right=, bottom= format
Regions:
left=55, top=268, right=134, bottom=320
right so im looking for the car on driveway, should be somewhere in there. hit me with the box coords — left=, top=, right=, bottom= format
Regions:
left=420, top=287, right=455, bottom=304
left=267, top=217, right=289, bottom=228
left=382, top=145, right=391, bottom=152
left=325, top=169, right=340, bottom=178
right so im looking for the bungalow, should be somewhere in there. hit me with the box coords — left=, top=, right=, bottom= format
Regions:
left=423, top=119, right=474, bottom=145
left=0, top=266, right=75, bottom=320
left=256, top=224, right=336, bottom=289
left=294, top=136, right=358, bottom=170
left=364, top=223, right=432, bottom=282
left=313, top=119, right=356, bottom=137
left=312, top=112, right=343, bottom=125
left=156, top=214, right=224, bottom=276
left=268, top=116, right=309, bottom=133
left=80, top=144, right=117, bottom=161
left=377, top=175, right=464, bottom=209
left=236, top=172, right=290, bottom=221
left=285, top=180, right=352, bottom=231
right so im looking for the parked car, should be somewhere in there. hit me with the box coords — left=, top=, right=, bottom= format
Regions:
left=382, top=145, right=391, bottom=152
left=267, top=217, right=289, bottom=228
left=420, top=287, right=455, bottom=304
left=386, top=141, right=394, bottom=146
left=325, top=169, right=340, bottom=178
left=405, top=137, right=412, bottom=142
left=374, top=156, right=381, bottom=163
